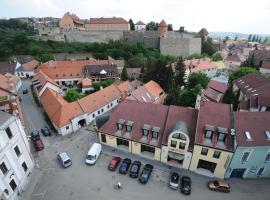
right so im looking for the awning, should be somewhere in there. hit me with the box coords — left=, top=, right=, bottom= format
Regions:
left=168, top=151, right=185, bottom=160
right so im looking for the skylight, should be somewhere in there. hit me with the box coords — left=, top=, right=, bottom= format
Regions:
left=245, top=131, right=252, bottom=141
left=265, top=131, right=270, bottom=140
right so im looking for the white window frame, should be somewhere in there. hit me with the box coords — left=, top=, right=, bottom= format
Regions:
left=264, top=151, right=270, bottom=162
left=241, top=151, right=251, bottom=163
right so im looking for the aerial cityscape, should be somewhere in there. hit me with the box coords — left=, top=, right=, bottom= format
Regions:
left=0, top=0, right=270, bottom=200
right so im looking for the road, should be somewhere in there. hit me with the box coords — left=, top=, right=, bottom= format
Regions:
left=18, top=80, right=270, bottom=200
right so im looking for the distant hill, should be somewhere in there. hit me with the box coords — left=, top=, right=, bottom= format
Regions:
left=209, top=32, right=270, bottom=40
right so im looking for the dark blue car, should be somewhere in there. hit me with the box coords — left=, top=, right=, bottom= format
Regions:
left=119, top=158, right=132, bottom=174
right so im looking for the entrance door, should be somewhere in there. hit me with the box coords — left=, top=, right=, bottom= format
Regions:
left=230, top=168, right=246, bottom=178
left=197, top=159, right=217, bottom=173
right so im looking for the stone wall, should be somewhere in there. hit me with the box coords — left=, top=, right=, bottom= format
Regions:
left=123, top=31, right=160, bottom=49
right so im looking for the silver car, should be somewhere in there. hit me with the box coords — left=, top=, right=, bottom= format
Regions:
left=57, top=152, right=72, bottom=168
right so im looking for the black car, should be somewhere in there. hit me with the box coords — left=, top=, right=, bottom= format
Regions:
left=41, top=127, right=51, bottom=136
left=180, top=176, right=191, bottom=195
left=31, top=130, right=40, bottom=141
left=119, top=158, right=132, bottom=174
left=129, top=161, right=141, bottom=178
left=22, top=89, right=28, bottom=94
left=139, top=164, right=153, bottom=184
left=169, top=172, right=180, bottom=189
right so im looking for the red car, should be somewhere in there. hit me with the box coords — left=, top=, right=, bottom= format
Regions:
left=33, top=138, right=44, bottom=151
left=108, top=157, right=121, bottom=171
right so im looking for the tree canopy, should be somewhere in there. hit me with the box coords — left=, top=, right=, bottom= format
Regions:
left=211, top=52, right=223, bottom=61
left=129, top=19, right=135, bottom=31
left=202, top=37, right=218, bottom=56
left=146, top=21, right=159, bottom=31
left=229, top=67, right=257, bottom=83
left=187, top=72, right=209, bottom=89
left=120, top=66, right=129, bottom=81
left=64, top=88, right=82, bottom=102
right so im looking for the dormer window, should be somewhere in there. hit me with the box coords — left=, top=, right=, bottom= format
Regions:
left=126, top=121, right=134, bottom=132
left=152, top=126, right=160, bottom=139
left=205, top=124, right=214, bottom=139
left=117, top=119, right=125, bottom=130
left=265, top=131, right=270, bottom=140
left=217, top=127, right=228, bottom=142
left=142, top=124, right=151, bottom=136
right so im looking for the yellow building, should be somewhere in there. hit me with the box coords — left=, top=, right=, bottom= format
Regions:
left=59, top=12, right=84, bottom=29
left=85, top=17, right=130, bottom=31
left=189, top=101, right=234, bottom=179
left=98, top=100, right=198, bottom=166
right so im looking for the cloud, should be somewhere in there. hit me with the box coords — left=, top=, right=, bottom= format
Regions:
left=0, top=0, right=269, bottom=34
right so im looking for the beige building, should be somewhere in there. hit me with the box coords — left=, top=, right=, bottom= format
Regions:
left=59, top=12, right=84, bottom=29
left=98, top=100, right=198, bottom=168
left=85, top=17, right=130, bottom=31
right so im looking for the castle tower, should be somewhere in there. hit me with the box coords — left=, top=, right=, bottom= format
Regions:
left=158, top=19, right=168, bottom=37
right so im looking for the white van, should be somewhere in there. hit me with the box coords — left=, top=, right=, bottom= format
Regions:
left=86, top=143, right=102, bottom=165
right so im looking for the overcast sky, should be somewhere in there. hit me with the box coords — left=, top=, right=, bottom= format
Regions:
left=1, top=0, right=270, bottom=34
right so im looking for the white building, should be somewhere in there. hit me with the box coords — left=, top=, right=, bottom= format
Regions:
left=15, top=60, right=39, bottom=79
left=0, top=111, right=34, bottom=200
left=135, top=21, right=146, bottom=31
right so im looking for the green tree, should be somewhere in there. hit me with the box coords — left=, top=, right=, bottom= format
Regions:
left=263, top=37, right=268, bottom=44
left=64, top=88, right=81, bottom=102
left=146, top=21, right=158, bottom=31
left=35, top=53, right=54, bottom=63
left=174, top=58, right=185, bottom=88
left=202, top=37, right=218, bottom=56
left=248, top=34, right=252, bottom=41
left=179, top=84, right=202, bottom=107
left=92, top=80, right=115, bottom=91
left=129, top=19, right=135, bottom=31
left=229, top=67, right=257, bottom=83
left=211, top=53, right=223, bottom=61
left=252, top=35, right=256, bottom=42
left=167, top=24, right=173, bottom=31
left=187, top=72, right=209, bottom=89
left=121, top=66, right=129, bottom=81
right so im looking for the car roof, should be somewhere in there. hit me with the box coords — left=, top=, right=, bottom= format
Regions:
left=58, top=152, right=70, bottom=160
left=217, top=181, right=229, bottom=187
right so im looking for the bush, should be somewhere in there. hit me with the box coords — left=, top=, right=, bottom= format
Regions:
left=30, top=85, right=40, bottom=107
left=43, top=112, right=57, bottom=133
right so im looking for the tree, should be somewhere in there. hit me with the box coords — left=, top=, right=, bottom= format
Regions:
left=174, top=58, right=185, bottom=87
left=121, top=66, right=129, bottom=81
left=263, top=37, right=268, bottom=44
left=64, top=88, right=81, bottom=102
left=255, top=35, right=260, bottom=42
left=167, top=24, right=173, bottom=31
left=146, top=21, right=158, bottom=31
left=35, top=53, right=54, bottom=63
left=211, top=53, right=223, bottom=61
left=179, top=84, right=202, bottom=107
left=187, top=72, right=209, bottom=89
left=129, top=19, right=135, bottom=31
left=92, top=80, right=114, bottom=91
left=248, top=34, right=252, bottom=41
left=223, top=36, right=229, bottom=43
left=234, top=35, right=238, bottom=41
left=202, top=37, right=218, bottom=56
left=228, top=67, right=257, bottom=83
left=252, top=35, right=256, bottom=42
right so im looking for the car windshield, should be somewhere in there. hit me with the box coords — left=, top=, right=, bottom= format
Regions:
left=131, top=164, right=138, bottom=171
left=87, top=155, right=95, bottom=160
left=213, top=181, right=219, bottom=187
left=64, top=160, right=71, bottom=165
left=141, top=170, right=148, bottom=178
left=171, top=174, right=179, bottom=182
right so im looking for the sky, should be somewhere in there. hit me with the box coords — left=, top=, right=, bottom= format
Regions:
left=0, top=0, right=270, bottom=34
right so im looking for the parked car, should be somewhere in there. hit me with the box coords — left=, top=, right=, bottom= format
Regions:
left=86, top=143, right=102, bottom=165
left=119, top=158, right=132, bottom=174
left=22, top=89, right=28, bottom=94
left=108, top=157, right=121, bottom=171
left=180, top=176, right=191, bottom=195
left=139, top=164, right=154, bottom=184
left=31, top=130, right=40, bottom=140
left=169, top=172, right=180, bottom=189
left=57, top=152, right=72, bottom=168
left=208, top=180, right=230, bottom=193
left=33, top=138, right=44, bottom=151
left=129, top=161, right=141, bottom=178
left=41, top=127, right=51, bottom=136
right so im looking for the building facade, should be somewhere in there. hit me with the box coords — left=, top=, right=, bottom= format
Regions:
left=0, top=112, right=34, bottom=200
left=59, top=12, right=84, bottom=29
left=85, top=17, right=130, bottom=31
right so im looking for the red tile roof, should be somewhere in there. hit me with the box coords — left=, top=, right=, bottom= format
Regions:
left=203, top=88, right=223, bottom=103
left=89, top=17, right=128, bottom=24
left=234, top=112, right=270, bottom=146
left=184, top=58, right=218, bottom=73
left=22, top=60, right=39, bottom=71
left=159, top=20, right=167, bottom=27
left=208, top=80, right=227, bottom=94
left=195, top=101, right=233, bottom=151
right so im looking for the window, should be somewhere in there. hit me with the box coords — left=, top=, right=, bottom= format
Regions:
left=101, top=109, right=104, bottom=112
left=141, top=145, right=155, bottom=153
left=101, top=134, right=106, bottom=143
left=92, top=114, right=95, bottom=118
left=107, top=105, right=110, bottom=109
left=5, top=127, right=13, bottom=139
left=117, top=123, right=123, bottom=130
left=241, top=152, right=250, bottom=162
left=22, top=162, right=28, bottom=172
left=142, top=129, right=148, bottom=136
left=9, top=179, right=17, bottom=191
left=14, top=146, right=21, bottom=157
left=66, top=126, right=69, bottom=130
left=126, top=125, right=132, bottom=132
left=170, top=140, right=177, bottom=148
left=179, top=142, right=185, bottom=150
left=201, top=148, right=208, bottom=156
left=0, top=162, right=8, bottom=175
left=213, top=151, right=221, bottom=159
left=205, top=130, right=212, bottom=139
left=264, top=152, right=270, bottom=162
left=257, top=167, right=265, bottom=176
left=111, top=103, right=113, bottom=106
left=218, top=133, right=226, bottom=142
left=98, top=111, right=100, bottom=115
left=152, top=131, right=158, bottom=139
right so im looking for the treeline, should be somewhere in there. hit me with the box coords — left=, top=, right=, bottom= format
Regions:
left=247, top=34, right=268, bottom=43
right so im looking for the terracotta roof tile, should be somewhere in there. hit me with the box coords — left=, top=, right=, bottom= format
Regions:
left=89, top=17, right=128, bottom=24
left=208, top=80, right=227, bottom=94
left=22, top=60, right=39, bottom=71
left=184, top=58, right=218, bottom=72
